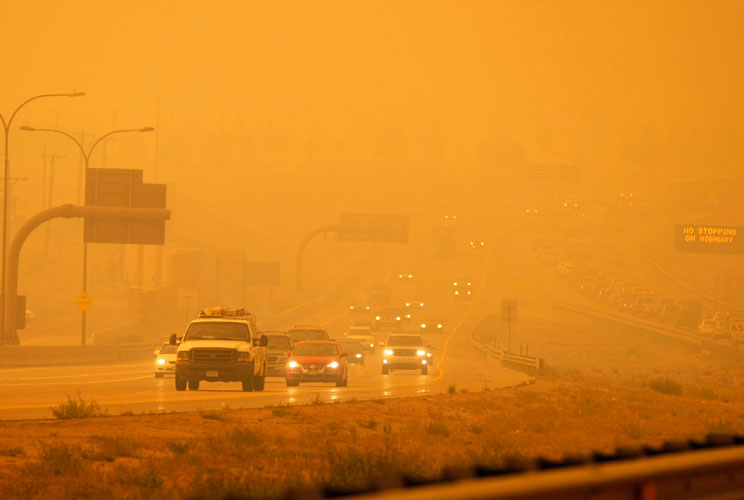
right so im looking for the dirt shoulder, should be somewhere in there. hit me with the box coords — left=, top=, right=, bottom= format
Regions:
left=2, top=375, right=743, bottom=500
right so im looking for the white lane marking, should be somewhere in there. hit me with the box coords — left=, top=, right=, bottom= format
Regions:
left=0, top=362, right=151, bottom=375
left=0, top=369, right=152, bottom=382
left=0, top=375, right=153, bottom=387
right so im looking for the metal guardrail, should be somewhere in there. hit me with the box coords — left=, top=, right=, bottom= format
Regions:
left=553, top=300, right=741, bottom=359
left=471, top=332, right=543, bottom=372
left=329, top=435, right=744, bottom=500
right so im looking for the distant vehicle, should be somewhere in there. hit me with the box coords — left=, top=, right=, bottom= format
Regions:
left=344, top=325, right=376, bottom=351
left=287, top=325, right=330, bottom=344
left=697, top=319, right=715, bottom=334
left=404, top=299, right=425, bottom=310
left=469, top=240, right=486, bottom=248
left=616, top=192, right=634, bottom=215
left=286, top=341, right=348, bottom=387
left=173, top=307, right=268, bottom=392
left=348, top=303, right=371, bottom=316
left=397, top=272, right=415, bottom=280
left=337, top=339, right=366, bottom=365
left=453, top=278, right=473, bottom=300
left=263, top=331, right=292, bottom=377
left=154, top=343, right=177, bottom=378
left=419, top=314, right=445, bottom=333
left=382, top=333, right=430, bottom=375
left=374, top=305, right=408, bottom=330
left=525, top=208, right=539, bottom=216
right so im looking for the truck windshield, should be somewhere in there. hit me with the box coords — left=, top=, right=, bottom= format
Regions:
left=184, top=322, right=250, bottom=341
left=387, top=336, right=423, bottom=346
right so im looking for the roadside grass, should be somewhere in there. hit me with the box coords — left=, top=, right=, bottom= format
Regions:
left=50, top=394, right=106, bottom=419
left=34, top=442, right=87, bottom=476
left=649, top=376, right=683, bottom=396
left=0, top=444, right=23, bottom=456
left=166, top=441, right=190, bottom=455
left=265, top=402, right=296, bottom=417
left=84, top=435, right=137, bottom=462
left=198, top=409, right=232, bottom=422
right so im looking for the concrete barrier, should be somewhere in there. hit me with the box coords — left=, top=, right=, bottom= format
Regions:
left=0, top=344, right=154, bottom=367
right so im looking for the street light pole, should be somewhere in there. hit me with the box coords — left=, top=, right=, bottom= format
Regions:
left=0, top=92, right=84, bottom=344
left=20, top=126, right=154, bottom=344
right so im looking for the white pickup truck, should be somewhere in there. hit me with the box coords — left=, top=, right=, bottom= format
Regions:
left=171, top=307, right=268, bottom=392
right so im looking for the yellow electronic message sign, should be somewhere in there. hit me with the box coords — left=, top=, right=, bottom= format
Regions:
left=675, top=224, right=744, bottom=254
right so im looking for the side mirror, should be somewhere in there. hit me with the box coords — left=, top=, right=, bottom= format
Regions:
left=285, top=351, right=292, bottom=357
left=169, top=333, right=178, bottom=345
left=341, top=353, right=348, bottom=357
left=153, top=349, right=159, bottom=356
left=257, top=335, right=269, bottom=347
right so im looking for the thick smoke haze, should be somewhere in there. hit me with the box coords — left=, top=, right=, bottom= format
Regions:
left=1, top=0, right=743, bottom=341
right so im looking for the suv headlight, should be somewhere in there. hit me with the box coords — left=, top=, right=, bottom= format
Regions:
left=384, top=349, right=393, bottom=356
left=417, top=349, right=426, bottom=356
left=177, top=350, right=190, bottom=360
left=237, top=351, right=251, bottom=361
left=157, top=358, right=166, bottom=365
left=288, top=360, right=299, bottom=368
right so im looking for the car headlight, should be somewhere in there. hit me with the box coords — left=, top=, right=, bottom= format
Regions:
left=467, top=290, right=471, bottom=295
left=437, top=324, right=442, bottom=329
left=177, top=350, right=189, bottom=360
left=396, top=316, right=401, bottom=321
left=157, top=358, right=166, bottom=365
left=355, top=353, right=362, bottom=358
left=455, top=291, right=459, bottom=295
left=328, top=361, right=339, bottom=369
left=288, top=360, right=299, bottom=368
left=421, top=323, right=427, bottom=328
left=406, top=314, right=411, bottom=319
left=427, top=352, right=432, bottom=357
left=369, top=343, right=374, bottom=348
left=376, top=316, right=381, bottom=320
left=417, top=349, right=426, bottom=356
left=384, top=349, right=393, bottom=356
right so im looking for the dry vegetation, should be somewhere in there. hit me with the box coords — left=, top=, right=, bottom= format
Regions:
left=2, top=375, right=744, bottom=499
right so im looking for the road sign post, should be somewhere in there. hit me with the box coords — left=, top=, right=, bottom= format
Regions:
left=730, top=312, right=744, bottom=346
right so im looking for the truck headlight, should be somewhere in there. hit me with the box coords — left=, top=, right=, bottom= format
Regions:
left=328, top=361, right=339, bottom=369
left=384, top=349, right=393, bottom=356
left=177, top=350, right=189, bottom=360
left=237, top=351, right=251, bottom=361
left=157, top=358, right=166, bottom=365
left=376, top=316, right=381, bottom=321
left=417, top=350, right=426, bottom=356
left=421, top=323, right=427, bottom=328
left=355, top=353, right=362, bottom=358
left=437, top=324, right=442, bottom=329
left=288, top=360, right=299, bottom=368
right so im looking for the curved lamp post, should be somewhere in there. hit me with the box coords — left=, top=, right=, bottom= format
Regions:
left=20, top=125, right=154, bottom=344
left=0, top=91, right=84, bottom=342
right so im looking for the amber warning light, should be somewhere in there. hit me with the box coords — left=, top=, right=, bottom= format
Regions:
left=674, top=224, right=744, bottom=254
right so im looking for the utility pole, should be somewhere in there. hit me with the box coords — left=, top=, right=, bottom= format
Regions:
left=38, top=146, right=65, bottom=258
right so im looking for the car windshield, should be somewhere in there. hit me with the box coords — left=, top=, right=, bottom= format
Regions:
left=289, top=330, right=328, bottom=342
left=267, top=335, right=291, bottom=349
left=387, top=336, right=423, bottom=346
left=159, top=344, right=178, bottom=354
left=348, top=329, right=371, bottom=336
left=184, top=322, right=250, bottom=341
left=293, top=343, right=338, bottom=356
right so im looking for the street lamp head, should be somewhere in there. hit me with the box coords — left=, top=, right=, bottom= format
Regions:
left=19, top=126, right=36, bottom=132
left=139, top=127, right=155, bottom=132
left=66, top=92, right=86, bottom=97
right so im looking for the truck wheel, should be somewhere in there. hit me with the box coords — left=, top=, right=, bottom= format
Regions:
left=420, top=366, right=428, bottom=375
left=188, top=379, right=200, bottom=391
left=242, top=375, right=254, bottom=392
left=382, top=365, right=389, bottom=375
left=286, top=379, right=300, bottom=387
left=254, top=367, right=266, bottom=392
left=175, top=375, right=187, bottom=391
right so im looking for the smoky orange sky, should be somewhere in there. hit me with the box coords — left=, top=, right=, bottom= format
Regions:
left=1, top=0, right=743, bottom=249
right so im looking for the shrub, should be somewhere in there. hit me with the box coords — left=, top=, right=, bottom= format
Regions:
left=85, top=436, right=137, bottom=462
left=199, top=409, right=231, bottom=422
left=358, top=418, right=377, bottom=430
left=36, top=442, right=86, bottom=475
left=426, top=422, right=450, bottom=437
left=649, top=377, right=683, bottom=396
left=448, top=385, right=456, bottom=394
left=0, top=444, right=23, bottom=457
left=50, top=394, right=106, bottom=419
left=166, top=441, right=190, bottom=455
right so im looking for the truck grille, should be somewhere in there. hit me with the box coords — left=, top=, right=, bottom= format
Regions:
left=191, top=349, right=236, bottom=363
left=302, top=364, right=325, bottom=370
left=394, top=349, right=417, bottom=356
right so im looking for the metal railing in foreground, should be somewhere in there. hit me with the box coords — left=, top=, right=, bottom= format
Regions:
left=290, top=434, right=744, bottom=500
